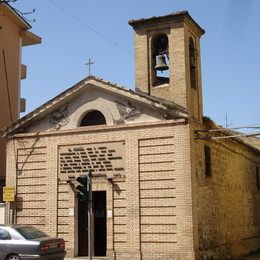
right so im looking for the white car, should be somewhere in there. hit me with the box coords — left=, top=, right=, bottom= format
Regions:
left=0, top=225, right=66, bottom=260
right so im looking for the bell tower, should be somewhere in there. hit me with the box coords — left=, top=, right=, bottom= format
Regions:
left=129, top=11, right=205, bottom=121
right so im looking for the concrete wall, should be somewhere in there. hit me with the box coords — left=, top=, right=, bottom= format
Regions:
left=0, top=6, right=21, bottom=181
left=0, top=5, right=21, bottom=125
left=0, top=3, right=40, bottom=187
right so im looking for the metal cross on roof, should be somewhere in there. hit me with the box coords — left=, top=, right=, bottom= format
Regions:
left=85, top=58, right=94, bottom=76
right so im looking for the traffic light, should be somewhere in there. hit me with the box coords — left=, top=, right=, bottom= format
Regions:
left=76, top=175, right=88, bottom=202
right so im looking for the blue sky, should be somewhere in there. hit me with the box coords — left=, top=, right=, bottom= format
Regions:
left=13, top=0, right=260, bottom=129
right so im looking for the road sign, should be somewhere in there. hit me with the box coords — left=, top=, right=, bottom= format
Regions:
left=3, top=186, right=15, bottom=202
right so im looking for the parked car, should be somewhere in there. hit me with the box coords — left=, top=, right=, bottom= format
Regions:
left=0, top=225, right=66, bottom=260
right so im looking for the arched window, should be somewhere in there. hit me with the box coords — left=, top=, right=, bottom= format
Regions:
left=80, top=110, right=106, bottom=127
left=152, top=34, right=169, bottom=86
left=189, top=37, right=197, bottom=89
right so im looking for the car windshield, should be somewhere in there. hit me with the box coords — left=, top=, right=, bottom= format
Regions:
left=16, top=227, right=48, bottom=239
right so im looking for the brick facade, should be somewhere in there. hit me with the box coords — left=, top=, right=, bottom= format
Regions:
left=195, top=134, right=260, bottom=258
left=6, top=119, right=260, bottom=259
left=6, top=120, right=199, bottom=259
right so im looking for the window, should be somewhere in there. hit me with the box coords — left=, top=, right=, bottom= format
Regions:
left=152, top=34, right=169, bottom=86
left=256, top=166, right=260, bottom=191
left=189, top=37, right=197, bottom=89
left=16, top=226, right=48, bottom=239
left=204, top=145, right=211, bottom=177
left=80, top=110, right=106, bottom=127
left=0, top=229, right=10, bottom=240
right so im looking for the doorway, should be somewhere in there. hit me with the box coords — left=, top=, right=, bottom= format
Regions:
left=78, top=191, right=107, bottom=256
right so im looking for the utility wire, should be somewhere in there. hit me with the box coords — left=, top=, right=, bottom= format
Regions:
left=3, top=51, right=41, bottom=195
left=12, top=6, right=36, bottom=23
left=210, top=132, right=260, bottom=140
left=3, top=50, right=14, bottom=125
left=1, top=0, right=36, bottom=22
left=201, top=126, right=260, bottom=133
left=196, top=132, right=260, bottom=140
left=48, top=0, right=132, bottom=56
left=2, top=50, right=18, bottom=181
left=196, top=124, right=260, bottom=140
left=0, top=0, right=18, bottom=3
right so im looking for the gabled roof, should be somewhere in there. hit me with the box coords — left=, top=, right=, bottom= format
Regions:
left=3, top=75, right=188, bottom=136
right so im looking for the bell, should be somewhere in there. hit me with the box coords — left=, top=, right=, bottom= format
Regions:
left=154, top=54, right=169, bottom=71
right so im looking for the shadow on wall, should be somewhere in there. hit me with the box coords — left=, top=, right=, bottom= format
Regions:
left=15, top=196, right=23, bottom=212
left=0, top=203, right=5, bottom=224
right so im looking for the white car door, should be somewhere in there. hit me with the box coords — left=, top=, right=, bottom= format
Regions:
left=0, top=227, right=12, bottom=258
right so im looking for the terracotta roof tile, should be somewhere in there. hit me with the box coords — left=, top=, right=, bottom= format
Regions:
left=128, top=10, right=205, bottom=35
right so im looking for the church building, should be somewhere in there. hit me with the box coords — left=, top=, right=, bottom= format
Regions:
left=4, top=11, right=260, bottom=259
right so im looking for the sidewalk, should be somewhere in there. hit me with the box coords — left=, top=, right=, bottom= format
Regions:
left=64, top=256, right=107, bottom=260
left=64, top=252, right=260, bottom=260
left=64, top=257, right=260, bottom=260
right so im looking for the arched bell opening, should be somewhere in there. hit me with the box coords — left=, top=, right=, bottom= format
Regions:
left=189, top=37, right=197, bottom=89
left=152, top=34, right=170, bottom=86
left=80, top=110, right=106, bottom=127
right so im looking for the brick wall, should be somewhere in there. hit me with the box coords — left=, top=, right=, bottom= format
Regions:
left=133, top=17, right=204, bottom=122
left=195, top=136, right=260, bottom=258
left=6, top=120, right=197, bottom=259
left=139, top=137, right=177, bottom=257
left=6, top=119, right=260, bottom=259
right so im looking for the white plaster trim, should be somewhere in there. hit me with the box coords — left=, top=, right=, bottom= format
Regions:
left=71, top=100, right=114, bottom=127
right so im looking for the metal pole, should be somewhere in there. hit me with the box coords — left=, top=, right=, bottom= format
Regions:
left=85, top=58, right=94, bottom=76
left=88, top=58, right=91, bottom=76
left=88, top=172, right=93, bottom=260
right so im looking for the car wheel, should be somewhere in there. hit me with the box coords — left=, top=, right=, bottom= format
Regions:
left=6, top=254, right=21, bottom=260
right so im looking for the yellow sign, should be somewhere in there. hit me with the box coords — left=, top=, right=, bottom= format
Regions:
left=3, top=186, right=15, bottom=202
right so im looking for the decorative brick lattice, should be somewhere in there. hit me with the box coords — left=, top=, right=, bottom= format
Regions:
left=59, top=142, right=125, bottom=175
